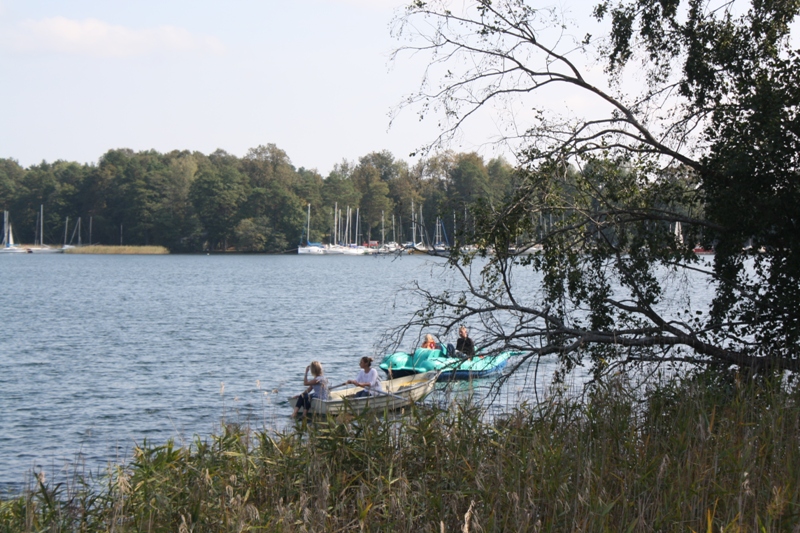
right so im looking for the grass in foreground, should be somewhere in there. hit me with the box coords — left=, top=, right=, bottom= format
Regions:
left=64, top=245, right=169, bottom=254
left=2, top=370, right=800, bottom=532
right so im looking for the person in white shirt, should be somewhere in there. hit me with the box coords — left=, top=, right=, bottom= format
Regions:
left=347, top=356, right=385, bottom=398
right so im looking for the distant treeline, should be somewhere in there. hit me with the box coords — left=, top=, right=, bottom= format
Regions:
left=0, top=145, right=517, bottom=252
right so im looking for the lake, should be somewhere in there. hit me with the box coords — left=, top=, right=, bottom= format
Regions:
left=0, top=254, right=547, bottom=492
left=0, top=252, right=713, bottom=493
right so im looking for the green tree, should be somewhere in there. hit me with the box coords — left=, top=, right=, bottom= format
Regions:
left=190, top=158, right=246, bottom=251
left=323, top=161, right=362, bottom=210
left=240, top=180, right=306, bottom=252
left=151, top=151, right=203, bottom=252
left=0, top=159, right=24, bottom=211
left=449, top=152, right=490, bottom=207
left=486, top=156, right=516, bottom=203
left=242, top=144, right=297, bottom=189
left=393, top=0, right=800, bottom=374
left=234, top=218, right=267, bottom=252
left=352, top=162, right=393, bottom=240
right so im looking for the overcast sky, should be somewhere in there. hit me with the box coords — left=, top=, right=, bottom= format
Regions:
left=0, top=0, right=603, bottom=174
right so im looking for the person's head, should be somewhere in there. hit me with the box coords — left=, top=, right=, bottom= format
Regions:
left=310, top=361, right=323, bottom=376
left=424, top=334, right=435, bottom=344
left=459, top=326, right=468, bottom=339
left=360, top=356, right=373, bottom=369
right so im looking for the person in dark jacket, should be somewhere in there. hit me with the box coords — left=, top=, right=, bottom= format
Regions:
left=455, top=326, right=475, bottom=357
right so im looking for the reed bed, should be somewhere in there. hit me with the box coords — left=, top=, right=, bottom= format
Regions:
left=2, top=370, right=800, bottom=532
left=64, top=245, right=169, bottom=254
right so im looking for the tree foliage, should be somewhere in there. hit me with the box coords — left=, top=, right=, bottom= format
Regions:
left=393, top=0, right=800, bottom=374
left=0, top=145, right=507, bottom=253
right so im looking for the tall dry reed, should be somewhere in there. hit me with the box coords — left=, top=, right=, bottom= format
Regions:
left=2, top=370, right=799, bottom=531
left=64, top=245, right=168, bottom=254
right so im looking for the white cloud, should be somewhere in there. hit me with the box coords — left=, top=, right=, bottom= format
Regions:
left=8, top=17, right=224, bottom=57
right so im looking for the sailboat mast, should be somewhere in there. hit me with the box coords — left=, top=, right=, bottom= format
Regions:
left=356, top=208, right=360, bottom=246
left=34, top=208, right=40, bottom=246
left=306, top=204, right=311, bottom=245
left=420, top=205, right=425, bottom=247
left=40, top=205, right=44, bottom=247
left=411, top=200, right=416, bottom=244
left=346, top=207, right=351, bottom=245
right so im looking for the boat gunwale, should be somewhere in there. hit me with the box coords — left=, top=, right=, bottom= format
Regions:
left=309, top=371, right=438, bottom=414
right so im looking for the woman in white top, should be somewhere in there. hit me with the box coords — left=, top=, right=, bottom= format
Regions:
left=347, top=356, right=384, bottom=398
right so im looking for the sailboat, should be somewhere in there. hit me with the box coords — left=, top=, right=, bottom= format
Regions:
left=414, top=204, right=432, bottom=253
left=298, top=204, right=325, bottom=254
left=376, top=211, right=401, bottom=254
left=29, top=205, right=64, bottom=253
left=341, top=207, right=370, bottom=254
left=428, top=217, right=450, bottom=256
left=324, top=203, right=345, bottom=254
left=1, top=211, right=26, bottom=253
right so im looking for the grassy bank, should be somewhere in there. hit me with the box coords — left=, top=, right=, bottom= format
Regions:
left=64, top=245, right=169, bottom=254
left=2, top=371, right=799, bottom=531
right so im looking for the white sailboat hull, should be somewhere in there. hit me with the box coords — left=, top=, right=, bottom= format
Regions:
left=298, top=245, right=325, bottom=254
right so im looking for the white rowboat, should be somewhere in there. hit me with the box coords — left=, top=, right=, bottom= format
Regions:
left=306, top=371, right=438, bottom=415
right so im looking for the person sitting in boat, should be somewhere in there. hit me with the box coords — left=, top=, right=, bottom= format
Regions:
left=347, top=356, right=385, bottom=398
left=292, top=361, right=329, bottom=418
left=455, top=326, right=475, bottom=358
left=421, top=334, right=438, bottom=350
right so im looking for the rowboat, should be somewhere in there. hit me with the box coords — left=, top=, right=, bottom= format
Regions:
left=379, top=348, right=518, bottom=381
left=306, top=371, right=438, bottom=415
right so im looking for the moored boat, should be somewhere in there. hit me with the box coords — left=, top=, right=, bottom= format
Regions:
left=305, top=371, right=438, bottom=415
left=1, top=211, right=26, bottom=253
left=379, top=347, right=517, bottom=380
left=298, top=204, right=326, bottom=254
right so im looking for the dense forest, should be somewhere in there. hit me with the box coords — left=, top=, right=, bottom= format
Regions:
left=0, top=145, right=516, bottom=252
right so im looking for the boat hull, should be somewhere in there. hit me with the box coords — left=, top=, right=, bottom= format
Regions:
left=380, top=348, right=516, bottom=381
left=308, top=371, right=437, bottom=415
left=298, top=245, right=325, bottom=254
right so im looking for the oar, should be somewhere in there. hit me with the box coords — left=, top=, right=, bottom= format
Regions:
left=366, top=388, right=409, bottom=403
left=286, top=381, right=351, bottom=404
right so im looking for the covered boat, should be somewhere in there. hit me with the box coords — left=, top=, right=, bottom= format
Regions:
left=379, top=347, right=517, bottom=381
left=305, top=371, right=438, bottom=415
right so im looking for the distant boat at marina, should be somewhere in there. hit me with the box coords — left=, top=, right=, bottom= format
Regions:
left=28, top=205, right=64, bottom=253
left=298, top=204, right=325, bottom=254
left=1, top=211, right=25, bottom=253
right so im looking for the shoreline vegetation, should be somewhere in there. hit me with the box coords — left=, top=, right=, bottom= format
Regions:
left=2, top=371, right=799, bottom=531
left=63, top=245, right=169, bottom=255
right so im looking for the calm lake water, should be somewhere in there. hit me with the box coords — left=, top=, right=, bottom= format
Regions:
left=0, top=253, right=714, bottom=493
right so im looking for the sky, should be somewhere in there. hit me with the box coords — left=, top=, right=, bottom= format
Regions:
left=0, top=0, right=490, bottom=174
left=0, top=0, right=678, bottom=177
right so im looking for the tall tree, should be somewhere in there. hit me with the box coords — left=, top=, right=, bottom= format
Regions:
left=0, top=159, right=25, bottom=211
left=393, top=0, right=800, bottom=374
left=449, top=152, right=491, bottom=207
left=190, top=158, right=246, bottom=251
left=352, top=163, right=393, bottom=240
